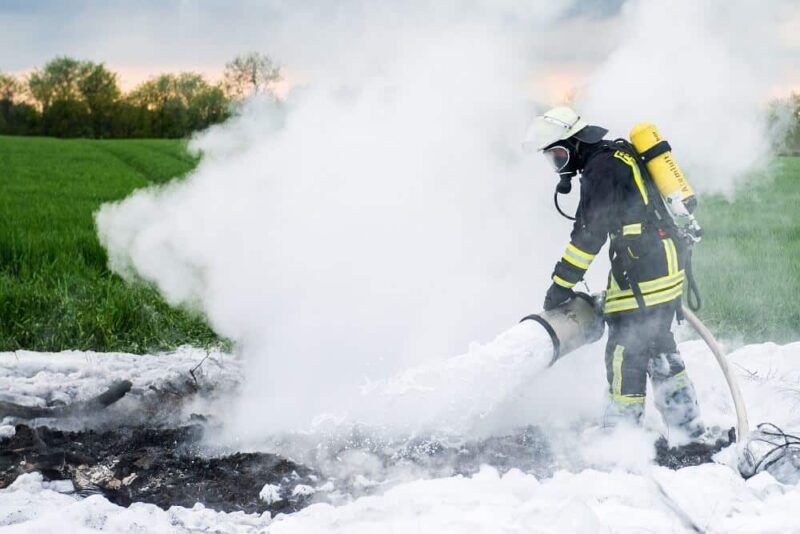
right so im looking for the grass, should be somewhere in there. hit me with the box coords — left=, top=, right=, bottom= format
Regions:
left=692, top=156, right=800, bottom=343
left=0, top=135, right=797, bottom=352
left=0, top=136, right=223, bottom=353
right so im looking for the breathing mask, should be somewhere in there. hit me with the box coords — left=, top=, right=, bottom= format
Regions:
left=543, top=140, right=580, bottom=194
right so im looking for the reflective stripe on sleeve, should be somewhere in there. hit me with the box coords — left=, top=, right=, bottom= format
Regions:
left=561, top=243, right=596, bottom=270
left=567, top=243, right=595, bottom=261
left=552, top=274, right=577, bottom=289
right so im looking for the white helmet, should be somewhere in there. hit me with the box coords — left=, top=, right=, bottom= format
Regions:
left=522, top=106, right=608, bottom=152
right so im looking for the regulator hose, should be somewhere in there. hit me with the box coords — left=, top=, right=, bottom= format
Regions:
left=681, top=304, right=748, bottom=440
left=553, top=190, right=576, bottom=221
left=684, top=248, right=702, bottom=311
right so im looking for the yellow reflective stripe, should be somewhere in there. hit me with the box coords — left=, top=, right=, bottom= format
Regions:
left=603, top=298, right=640, bottom=313
left=566, top=243, right=595, bottom=262
left=562, top=253, right=590, bottom=270
left=604, top=283, right=683, bottom=313
left=666, top=238, right=679, bottom=274
left=639, top=270, right=684, bottom=291
left=614, top=150, right=649, bottom=205
left=609, top=272, right=620, bottom=291
left=612, top=345, right=624, bottom=397
left=604, top=281, right=684, bottom=311
left=605, top=271, right=684, bottom=301
left=632, top=163, right=649, bottom=206
left=552, top=274, right=577, bottom=289
left=611, top=393, right=645, bottom=404
left=622, top=223, right=642, bottom=236
left=663, top=371, right=689, bottom=392
left=644, top=284, right=684, bottom=306
left=661, top=238, right=678, bottom=274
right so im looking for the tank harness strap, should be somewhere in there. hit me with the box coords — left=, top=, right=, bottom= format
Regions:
left=639, top=140, right=672, bottom=163
left=606, top=139, right=704, bottom=313
left=608, top=241, right=646, bottom=312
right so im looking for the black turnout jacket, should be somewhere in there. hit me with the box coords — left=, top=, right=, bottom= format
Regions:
left=550, top=142, right=685, bottom=315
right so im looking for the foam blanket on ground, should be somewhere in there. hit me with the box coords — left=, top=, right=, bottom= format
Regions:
left=2, top=338, right=800, bottom=532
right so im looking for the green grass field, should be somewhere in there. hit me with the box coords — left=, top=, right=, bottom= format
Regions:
left=0, top=135, right=798, bottom=352
left=0, top=136, right=223, bottom=353
left=692, top=156, right=800, bottom=344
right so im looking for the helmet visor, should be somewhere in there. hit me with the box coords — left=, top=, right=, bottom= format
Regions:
left=543, top=145, right=570, bottom=171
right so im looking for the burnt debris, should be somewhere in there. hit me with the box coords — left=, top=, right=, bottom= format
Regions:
left=0, top=368, right=738, bottom=517
left=654, top=427, right=737, bottom=469
left=0, top=423, right=322, bottom=515
left=0, top=380, right=132, bottom=419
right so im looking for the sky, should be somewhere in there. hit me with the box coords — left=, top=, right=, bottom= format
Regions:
left=1, top=0, right=796, bottom=98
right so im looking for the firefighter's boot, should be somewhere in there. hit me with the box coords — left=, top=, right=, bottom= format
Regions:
left=649, top=352, right=704, bottom=438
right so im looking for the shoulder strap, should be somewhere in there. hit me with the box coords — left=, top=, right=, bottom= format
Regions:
left=606, top=138, right=678, bottom=235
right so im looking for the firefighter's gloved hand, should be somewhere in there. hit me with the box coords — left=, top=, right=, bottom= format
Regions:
left=543, top=283, right=575, bottom=311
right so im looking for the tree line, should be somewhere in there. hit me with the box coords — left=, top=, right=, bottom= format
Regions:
left=2, top=54, right=799, bottom=147
left=0, top=53, right=280, bottom=138
left=770, top=94, right=800, bottom=154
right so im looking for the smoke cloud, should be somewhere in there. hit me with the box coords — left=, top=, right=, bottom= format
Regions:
left=96, top=0, right=791, bottom=442
left=579, top=0, right=793, bottom=192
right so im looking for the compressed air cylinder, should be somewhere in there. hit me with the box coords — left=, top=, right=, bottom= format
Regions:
left=521, top=293, right=605, bottom=365
left=630, top=123, right=697, bottom=216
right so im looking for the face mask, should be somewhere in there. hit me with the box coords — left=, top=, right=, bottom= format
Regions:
left=543, top=141, right=580, bottom=193
left=543, top=145, right=570, bottom=172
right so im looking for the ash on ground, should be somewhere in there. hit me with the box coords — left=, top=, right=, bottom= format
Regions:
left=0, top=411, right=733, bottom=517
left=0, top=352, right=736, bottom=516
left=0, top=423, right=319, bottom=515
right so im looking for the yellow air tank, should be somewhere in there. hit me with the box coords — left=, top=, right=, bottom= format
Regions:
left=630, top=122, right=697, bottom=216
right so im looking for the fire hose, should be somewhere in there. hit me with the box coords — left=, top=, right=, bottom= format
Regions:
left=680, top=304, right=749, bottom=439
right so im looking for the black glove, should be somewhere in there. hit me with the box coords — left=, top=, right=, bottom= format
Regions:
left=543, top=282, right=575, bottom=311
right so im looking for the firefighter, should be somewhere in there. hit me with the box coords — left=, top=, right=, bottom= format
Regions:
left=524, top=106, right=705, bottom=437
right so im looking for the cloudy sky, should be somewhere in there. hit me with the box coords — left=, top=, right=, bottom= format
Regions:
left=0, top=0, right=797, bottom=97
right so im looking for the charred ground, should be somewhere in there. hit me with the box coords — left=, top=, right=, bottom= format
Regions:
left=0, top=414, right=733, bottom=516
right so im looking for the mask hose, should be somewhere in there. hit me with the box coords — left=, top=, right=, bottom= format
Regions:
left=553, top=190, right=576, bottom=221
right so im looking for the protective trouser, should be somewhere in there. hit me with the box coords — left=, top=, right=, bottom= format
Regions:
left=603, top=305, right=703, bottom=436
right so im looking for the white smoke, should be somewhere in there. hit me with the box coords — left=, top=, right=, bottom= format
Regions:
left=97, top=3, right=572, bottom=438
left=96, top=0, right=791, bottom=441
left=579, top=0, right=792, bottom=193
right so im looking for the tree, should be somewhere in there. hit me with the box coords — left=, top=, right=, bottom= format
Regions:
left=27, top=56, right=84, bottom=111
left=787, top=93, right=800, bottom=153
left=223, top=52, right=281, bottom=99
left=768, top=93, right=800, bottom=154
left=0, top=73, right=22, bottom=102
left=0, top=73, right=22, bottom=130
left=128, top=73, right=231, bottom=137
left=6, top=57, right=238, bottom=138
left=43, top=98, right=91, bottom=137
left=77, top=63, right=121, bottom=138
left=26, top=57, right=95, bottom=137
left=0, top=73, right=40, bottom=135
